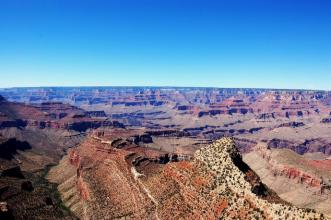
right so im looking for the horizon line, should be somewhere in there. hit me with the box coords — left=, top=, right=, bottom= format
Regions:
left=0, top=85, right=329, bottom=92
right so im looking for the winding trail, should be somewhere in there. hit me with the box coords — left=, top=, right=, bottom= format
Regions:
left=131, top=167, right=161, bottom=220
left=93, top=135, right=161, bottom=219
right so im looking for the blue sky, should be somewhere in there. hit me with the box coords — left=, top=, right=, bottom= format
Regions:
left=0, top=0, right=330, bottom=89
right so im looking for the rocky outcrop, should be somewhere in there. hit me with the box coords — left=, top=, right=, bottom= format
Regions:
left=51, top=136, right=327, bottom=219
left=158, top=138, right=325, bottom=219
left=131, top=134, right=153, bottom=144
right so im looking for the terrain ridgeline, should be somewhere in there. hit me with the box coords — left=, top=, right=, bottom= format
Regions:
left=49, top=134, right=328, bottom=219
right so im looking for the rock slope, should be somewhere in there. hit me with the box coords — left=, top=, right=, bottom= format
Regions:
left=244, top=143, right=331, bottom=215
left=49, top=136, right=328, bottom=219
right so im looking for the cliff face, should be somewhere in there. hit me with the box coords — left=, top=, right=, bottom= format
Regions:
left=0, top=99, right=100, bottom=219
left=47, top=151, right=89, bottom=219
left=244, top=143, right=331, bottom=215
left=0, top=100, right=123, bottom=132
left=252, top=144, right=326, bottom=188
left=49, top=136, right=328, bottom=219
left=188, top=138, right=325, bottom=219
left=48, top=136, right=157, bottom=220
left=267, top=138, right=331, bottom=156
left=3, top=88, right=331, bottom=123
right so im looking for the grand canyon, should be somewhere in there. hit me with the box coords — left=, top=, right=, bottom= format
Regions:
left=0, top=87, right=331, bottom=219
left=2, top=0, right=330, bottom=218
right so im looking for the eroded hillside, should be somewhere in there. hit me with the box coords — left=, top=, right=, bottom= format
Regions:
left=244, top=143, right=331, bottom=215
left=0, top=96, right=124, bottom=219
left=48, top=135, right=328, bottom=219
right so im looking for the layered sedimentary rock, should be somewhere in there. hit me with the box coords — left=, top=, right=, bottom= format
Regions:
left=2, top=88, right=331, bottom=219
left=49, top=136, right=328, bottom=219
left=267, top=138, right=331, bottom=156
left=244, top=143, right=331, bottom=215
left=2, top=88, right=330, bottom=120
left=0, top=97, right=108, bottom=219
left=197, top=97, right=253, bottom=117
left=0, top=98, right=122, bottom=132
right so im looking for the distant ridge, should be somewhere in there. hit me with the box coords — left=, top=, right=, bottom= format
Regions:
left=0, top=86, right=328, bottom=92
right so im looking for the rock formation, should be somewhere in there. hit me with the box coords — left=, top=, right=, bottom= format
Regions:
left=0, top=100, right=123, bottom=132
left=244, top=143, right=331, bottom=215
left=49, top=136, right=328, bottom=219
left=1, top=87, right=331, bottom=218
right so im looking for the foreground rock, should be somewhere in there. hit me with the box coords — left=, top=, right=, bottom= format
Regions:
left=49, top=136, right=328, bottom=219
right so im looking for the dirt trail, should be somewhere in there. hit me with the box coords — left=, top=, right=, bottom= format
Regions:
left=131, top=167, right=160, bottom=220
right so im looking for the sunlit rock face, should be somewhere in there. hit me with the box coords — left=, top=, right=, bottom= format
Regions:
left=49, top=135, right=327, bottom=220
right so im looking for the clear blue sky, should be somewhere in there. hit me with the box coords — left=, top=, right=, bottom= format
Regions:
left=0, top=0, right=330, bottom=89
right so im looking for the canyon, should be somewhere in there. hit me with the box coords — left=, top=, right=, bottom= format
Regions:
left=1, top=87, right=331, bottom=219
